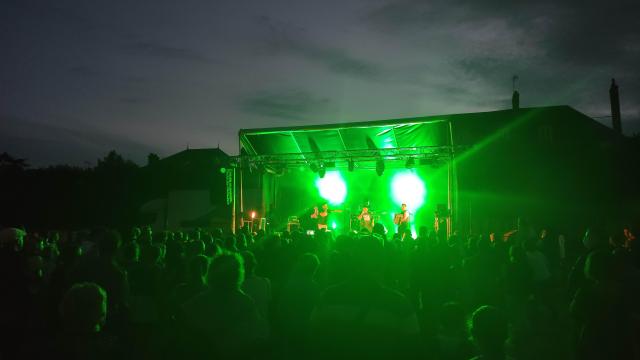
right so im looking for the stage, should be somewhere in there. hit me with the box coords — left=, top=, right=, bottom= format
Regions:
left=228, top=115, right=459, bottom=238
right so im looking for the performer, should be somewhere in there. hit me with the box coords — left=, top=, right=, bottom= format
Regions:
left=309, top=206, right=319, bottom=231
left=310, top=202, right=331, bottom=231
left=357, top=205, right=374, bottom=233
left=310, top=202, right=343, bottom=231
left=394, top=203, right=410, bottom=239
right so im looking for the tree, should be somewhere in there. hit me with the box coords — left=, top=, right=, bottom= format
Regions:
left=95, top=150, right=138, bottom=173
left=0, top=152, right=29, bottom=171
left=147, top=152, right=160, bottom=166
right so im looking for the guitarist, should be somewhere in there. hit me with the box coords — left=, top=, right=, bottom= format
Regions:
left=394, top=203, right=410, bottom=239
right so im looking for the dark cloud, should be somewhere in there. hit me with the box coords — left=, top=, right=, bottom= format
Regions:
left=258, top=16, right=382, bottom=80
left=123, top=41, right=220, bottom=64
left=240, top=90, right=332, bottom=120
left=125, top=75, right=150, bottom=84
left=69, top=66, right=101, bottom=78
left=367, top=0, right=640, bottom=66
left=119, top=97, right=150, bottom=105
left=366, top=0, right=445, bottom=30
left=366, top=0, right=640, bottom=119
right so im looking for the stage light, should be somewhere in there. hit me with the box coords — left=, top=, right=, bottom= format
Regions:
left=219, top=167, right=227, bottom=174
left=391, top=171, right=426, bottom=213
left=376, top=159, right=385, bottom=176
left=318, top=164, right=326, bottom=178
left=251, top=211, right=256, bottom=219
left=315, top=170, right=346, bottom=205
left=405, top=158, right=415, bottom=169
left=347, top=159, right=355, bottom=172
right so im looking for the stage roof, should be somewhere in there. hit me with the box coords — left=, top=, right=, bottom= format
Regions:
left=237, top=106, right=620, bottom=167
left=239, top=113, right=451, bottom=157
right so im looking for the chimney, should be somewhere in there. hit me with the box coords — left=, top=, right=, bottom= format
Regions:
left=609, top=78, right=622, bottom=133
left=512, top=90, right=520, bottom=111
left=511, top=75, right=520, bottom=111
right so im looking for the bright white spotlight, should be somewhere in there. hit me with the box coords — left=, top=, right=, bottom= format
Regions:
left=315, top=171, right=347, bottom=205
left=391, top=171, right=426, bottom=213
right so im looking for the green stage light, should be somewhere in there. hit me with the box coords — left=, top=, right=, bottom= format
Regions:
left=391, top=171, right=426, bottom=212
left=315, top=170, right=347, bottom=205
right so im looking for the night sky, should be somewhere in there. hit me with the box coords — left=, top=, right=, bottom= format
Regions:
left=2, top=0, right=639, bottom=166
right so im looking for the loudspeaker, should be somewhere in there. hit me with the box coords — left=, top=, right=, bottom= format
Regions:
left=288, top=222, right=300, bottom=232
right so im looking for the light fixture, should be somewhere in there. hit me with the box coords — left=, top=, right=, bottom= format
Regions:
left=348, top=159, right=355, bottom=172
left=405, top=158, right=415, bottom=169
left=376, top=159, right=385, bottom=176
left=318, top=164, right=326, bottom=178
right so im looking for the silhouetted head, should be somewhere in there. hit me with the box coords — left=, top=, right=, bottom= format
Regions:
left=294, top=252, right=320, bottom=279
left=208, top=253, right=244, bottom=291
left=139, top=228, right=153, bottom=247
left=524, top=236, right=538, bottom=252
left=509, top=244, right=526, bottom=263
left=205, top=241, right=222, bottom=258
left=165, top=240, right=184, bottom=267
left=352, top=235, right=385, bottom=280
left=582, top=228, right=603, bottom=250
left=241, top=250, right=258, bottom=276
left=236, top=233, right=248, bottom=250
left=130, top=227, right=141, bottom=241
left=476, top=235, right=491, bottom=253
left=440, top=302, right=466, bottom=335
left=48, top=231, right=60, bottom=243
left=186, top=240, right=206, bottom=258
left=121, top=241, right=140, bottom=264
left=96, top=229, right=121, bottom=259
left=188, top=255, right=209, bottom=285
left=60, top=282, right=107, bottom=333
left=225, top=236, right=238, bottom=252
left=584, top=249, right=615, bottom=284
left=26, top=255, right=44, bottom=281
left=141, top=243, right=161, bottom=265
left=0, top=227, right=26, bottom=252
left=468, top=305, right=508, bottom=357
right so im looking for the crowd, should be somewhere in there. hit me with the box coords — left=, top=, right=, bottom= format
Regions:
left=0, top=222, right=638, bottom=359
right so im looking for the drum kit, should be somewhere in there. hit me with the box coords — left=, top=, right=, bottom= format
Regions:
left=349, top=209, right=389, bottom=231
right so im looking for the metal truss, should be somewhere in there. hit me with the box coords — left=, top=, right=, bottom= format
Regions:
left=229, top=145, right=464, bottom=170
